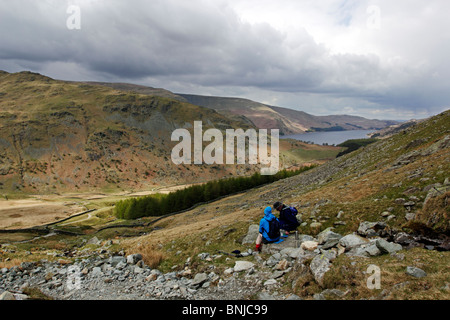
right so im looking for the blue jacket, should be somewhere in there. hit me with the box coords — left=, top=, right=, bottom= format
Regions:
left=259, top=207, right=280, bottom=243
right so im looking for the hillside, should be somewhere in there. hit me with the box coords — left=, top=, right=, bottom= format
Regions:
left=0, top=71, right=261, bottom=194
left=0, top=109, right=447, bottom=301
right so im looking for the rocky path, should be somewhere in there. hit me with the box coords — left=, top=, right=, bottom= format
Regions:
left=2, top=220, right=442, bottom=301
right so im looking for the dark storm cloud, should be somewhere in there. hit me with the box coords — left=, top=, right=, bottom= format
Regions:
left=0, top=0, right=449, bottom=119
left=0, top=0, right=343, bottom=86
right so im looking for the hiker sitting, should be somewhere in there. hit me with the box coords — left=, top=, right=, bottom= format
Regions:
left=255, top=206, right=281, bottom=252
left=273, top=201, right=300, bottom=235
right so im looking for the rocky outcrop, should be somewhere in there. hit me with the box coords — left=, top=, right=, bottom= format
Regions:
left=2, top=216, right=446, bottom=301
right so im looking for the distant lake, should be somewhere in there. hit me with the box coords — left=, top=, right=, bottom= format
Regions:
left=281, top=130, right=374, bottom=146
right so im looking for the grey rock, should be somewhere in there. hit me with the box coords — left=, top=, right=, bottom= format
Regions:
left=285, top=294, right=303, bottom=300
left=92, top=267, right=103, bottom=277
left=339, top=234, right=368, bottom=251
left=298, top=234, right=315, bottom=243
left=364, top=243, right=382, bottom=257
left=424, top=182, right=450, bottom=205
left=406, top=266, right=427, bottom=278
left=357, top=221, right=386, bottom=237
left=109, top=256, right=126, bottom=267
left=272, top=270, right=285, bottom=279
left=387, top=215, right=396, bottom=221
left=317, top=228, right=342, bottom=249
left=134, top=266, right=144, bottom=274
left=126, top=254, right=143, bottom=265
left=242, top=224, right=260, bottom=244
left=314, top=293, right=326, bottom=300
left=264, top=279, right=278, bottom=286
left=266, top=253, right=282, bottom=267
left=310, top=254, right=331, bottom=287
left=223, top=268, right=234, bottom=275
left=280, top=247, right=297, bottom=257
left=197, top=252, right=210, bottom=260
left=233, top=261, right=255, bottom=272
left=20, top=262, right=35, bottom=270
left=0, top=291, right=16, bottom=300
left=287, top=247, right=304, bottom=259
left=376, top=239, right=402, bottom=254
left=191, top=273, right=209, bottom=288
left=115, top=261, right=127, bottom=270
left=403, top=201, right=416, bottom=207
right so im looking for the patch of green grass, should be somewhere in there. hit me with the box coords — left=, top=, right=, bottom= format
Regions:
left=283, top=147, right=342, bottom=162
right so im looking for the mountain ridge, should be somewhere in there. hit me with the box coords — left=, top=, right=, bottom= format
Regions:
left=79, top=80, right=398, bottom=135
left=177, top=94, right=399, bottom=135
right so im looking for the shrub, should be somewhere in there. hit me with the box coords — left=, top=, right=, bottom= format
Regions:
left=337, top=138, right=378, bottom=157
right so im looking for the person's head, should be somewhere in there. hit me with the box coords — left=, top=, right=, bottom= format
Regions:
left=264, top=206, right=273, bottom=215
left=273, top=201, right=283, bottom=211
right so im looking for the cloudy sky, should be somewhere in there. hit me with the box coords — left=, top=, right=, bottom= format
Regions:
left=1, top=0, right=449, bottom=120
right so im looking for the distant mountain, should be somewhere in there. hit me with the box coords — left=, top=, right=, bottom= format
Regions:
left=83, top=82, right=399, bottom=135
left=178, top=94, right=399, bottom=135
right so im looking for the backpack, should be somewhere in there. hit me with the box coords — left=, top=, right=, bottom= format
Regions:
left=267, top=218, right=281, bottom=239
left=281, top=206, right=300, bottom=228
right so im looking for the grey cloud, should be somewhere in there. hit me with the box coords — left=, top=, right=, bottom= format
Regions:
left=0, top=0, right=448, bottom=119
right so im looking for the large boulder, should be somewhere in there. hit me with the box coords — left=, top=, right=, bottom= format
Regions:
left=127, top=254, right=143, bottom=265
left=190, top=273, right=209, bottom=288
left=357, top=221, right=387, bottom=237
left=310, top=255, right=331, bottom=287
left=376, top=239, right=403, bottom=254
left=0, top=291, right=16, bottom=300
left=338, top=234, right=369, bottom=251
left=406, top=266, right=427, bottom=278
left=301, top=241, right=319, bottom=251
left=242, top=225, right=260, bottom=245
left=317, top=228, right=343, bottom=249
left=233, top=261, right=255, bottom=272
